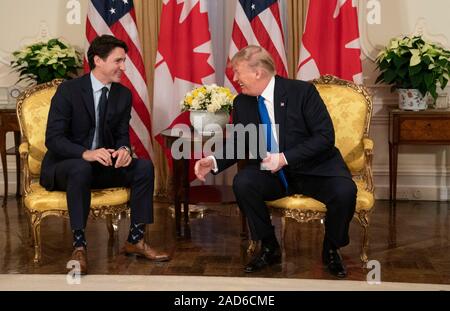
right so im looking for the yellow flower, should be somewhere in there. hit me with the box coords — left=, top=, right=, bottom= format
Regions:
left=181, top=84, right=235, bottom=113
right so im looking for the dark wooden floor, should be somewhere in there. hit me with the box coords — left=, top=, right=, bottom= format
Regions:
left=0, top=197, right=449, bottom=284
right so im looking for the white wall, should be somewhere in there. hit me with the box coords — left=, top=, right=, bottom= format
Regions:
left=0, top=0, right=87, bottom=87
left=359, top=0, right=450, bottom=200
left=1, top=0, right=450, bottom=200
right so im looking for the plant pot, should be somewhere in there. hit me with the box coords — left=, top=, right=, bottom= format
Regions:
left=398, top=89, right=428, bottom=111
left=434, top=93, right=449, bottom=109
left=189, top=111, right=229, bottom=134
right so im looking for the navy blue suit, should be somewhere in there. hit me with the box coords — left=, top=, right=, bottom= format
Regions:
left=40, top=74, right=154, bottom=230
left=215, top=76, right=356, bottom=248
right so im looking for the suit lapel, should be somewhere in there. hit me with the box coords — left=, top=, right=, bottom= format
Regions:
left=274, top=75, right=287, bottom=152
left=81, top=74, right=95, bottom=124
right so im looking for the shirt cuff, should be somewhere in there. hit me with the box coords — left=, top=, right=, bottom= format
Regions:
left=281, top=152, right=288, bottom=165
left=207, top=155, right=219, bottom=173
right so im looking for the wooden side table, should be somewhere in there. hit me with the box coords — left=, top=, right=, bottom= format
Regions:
left=0, top=105, right=21, bottom=207
left=161, top=127, right=235, bottom=237
left=389, top=108, right=450, bottom=202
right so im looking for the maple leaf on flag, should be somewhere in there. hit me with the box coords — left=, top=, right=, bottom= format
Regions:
left=156, top=0, right=214, bottom=84
left=298, top=0, right=362, bottom=82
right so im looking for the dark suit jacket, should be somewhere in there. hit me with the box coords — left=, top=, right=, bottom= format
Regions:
left=215, top=75, right=351, bottom=180
left=40, top=73, right=132, bottom=190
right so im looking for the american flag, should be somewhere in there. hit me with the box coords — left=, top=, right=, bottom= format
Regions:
left=85, top=0, right=153, bottom=159
left=225, top=0, right=288, bottom=93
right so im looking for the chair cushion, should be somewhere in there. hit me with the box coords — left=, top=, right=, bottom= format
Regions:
left=266, top=179, right=374, bottom=212
left=315, top=84, right=369, bottom=173
left=24, top=183, right=130, bottom=212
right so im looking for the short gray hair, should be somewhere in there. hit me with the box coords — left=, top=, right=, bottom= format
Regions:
left=230, top=45, right=276, bottom=75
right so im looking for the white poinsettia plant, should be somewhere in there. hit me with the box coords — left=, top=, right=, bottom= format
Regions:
left=375, top=35, right=450, bottom=101
left=11, top=38, right=82, bottom=85
left=181, top=84, right=235, bottom=114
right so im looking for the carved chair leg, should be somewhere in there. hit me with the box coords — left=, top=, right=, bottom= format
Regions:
left=280, top=216, right=286, bottom=251
left=112, top=213, right=120, bottom=232
left=106, top=213, right=121, bottom=240
left=106, top=214, right=114, bottom=239
left=280, top=216, right=287, bottom=260
left=357, top=211, right=370, bottom=263
left=247, top=240, right=257, bottom=254
left=30, top=212, right=42, bottom=263
left=24, top=207, right=34, bottom=245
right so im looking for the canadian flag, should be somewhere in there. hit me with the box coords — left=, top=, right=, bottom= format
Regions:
left=153, top=0, right=215, bottom=151
left=297, top=0, right=363, bottom=83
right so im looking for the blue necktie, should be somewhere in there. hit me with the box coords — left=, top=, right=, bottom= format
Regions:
left=258, top=95, right=288, bottom=190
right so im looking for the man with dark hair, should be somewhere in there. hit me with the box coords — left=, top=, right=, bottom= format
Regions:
left=195, top=45, right=356, bottom=278
left=41, top=35, right=169, bottom=274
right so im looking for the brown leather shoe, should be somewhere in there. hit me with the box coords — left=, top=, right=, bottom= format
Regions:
left=121, top=240, right=170, bottom=262
left=68, top=247, right=87, bottom=275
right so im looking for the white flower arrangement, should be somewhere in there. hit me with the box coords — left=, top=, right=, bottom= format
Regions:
left=180, top=84, right=235, bottom=114
left=11, top=38, right=82, bottom=85
left=375, top=35, right=450, bottom=101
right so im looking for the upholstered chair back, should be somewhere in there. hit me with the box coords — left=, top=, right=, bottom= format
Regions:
left=314, top=79, right=372, bottom=174
left=17, top=80, right=62, bottom=177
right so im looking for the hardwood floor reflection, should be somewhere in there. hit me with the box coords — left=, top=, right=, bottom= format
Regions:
left=0, top=198, right=449, bottom=284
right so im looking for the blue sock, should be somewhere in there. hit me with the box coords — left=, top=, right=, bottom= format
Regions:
left=72, top=229, right=87, bottom=248
left=127, top=223, right=145, bottom=244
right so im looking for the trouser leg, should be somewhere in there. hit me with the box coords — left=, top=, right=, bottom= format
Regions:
left=232, top=168, right=285, bottom=241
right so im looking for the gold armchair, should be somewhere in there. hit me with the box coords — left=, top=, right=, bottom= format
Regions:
left=17, top=79, right=130, bottom=263
left=265, top=75, right=374, bottom=263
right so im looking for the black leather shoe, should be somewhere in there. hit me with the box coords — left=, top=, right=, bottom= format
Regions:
left=244, top=246, right=281, bottom=273
left=322, top=248, right=347, bottom=278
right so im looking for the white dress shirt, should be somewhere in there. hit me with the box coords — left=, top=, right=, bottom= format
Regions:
left=208, top=76, right=287, bottom=173
left=259, top=76, right=280, bottom=147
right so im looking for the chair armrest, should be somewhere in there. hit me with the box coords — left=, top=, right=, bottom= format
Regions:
left=362, top=138, right=374, bottom=153
left=19, top=142, right=29, bottom=157
left=362, top=137, right=374, bottom=192
left=19, top=142, right=32, bottom=195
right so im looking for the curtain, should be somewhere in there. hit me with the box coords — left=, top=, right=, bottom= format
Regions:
left=134, top=0, right=169, bottom=198
left=287, top=0, right=308, bottom=78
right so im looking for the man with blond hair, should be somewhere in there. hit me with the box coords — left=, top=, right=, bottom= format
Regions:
left=194, top=45, right=356, bottom=278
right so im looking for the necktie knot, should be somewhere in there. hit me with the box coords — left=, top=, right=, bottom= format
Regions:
left=258, top=95, right=265, bottom=106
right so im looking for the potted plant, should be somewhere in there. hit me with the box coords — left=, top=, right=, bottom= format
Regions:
left=375, top=35, right=450, bottom=110
left=180, top=84, right=234, bottom=134
left=11, top=38, right=82, bottom=85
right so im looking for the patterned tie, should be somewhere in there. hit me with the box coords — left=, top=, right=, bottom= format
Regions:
left=97, top=86, right=109, bottom=148
left=258, top=95, right=288, bottom=190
